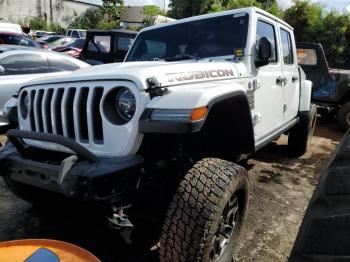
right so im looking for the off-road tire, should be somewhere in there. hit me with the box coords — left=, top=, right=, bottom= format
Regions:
left=4, top=174, right=61, bottom=204
left=337, top=101, right=350, bottom=131
left=288, top=104, right=317, bottom=157
left=159, top=158, right=249, bottom=262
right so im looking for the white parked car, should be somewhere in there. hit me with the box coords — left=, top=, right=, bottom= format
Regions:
left=0, top=8, right=315, bottom=261
left=0, top=22, right=23, bottom=34
left=0, top=45, right=89, bottom=126
left=66, top=29, right=86, bottom=38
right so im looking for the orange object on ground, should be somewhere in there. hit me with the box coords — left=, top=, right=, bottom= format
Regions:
left=0, top=239, right=100, bottom=262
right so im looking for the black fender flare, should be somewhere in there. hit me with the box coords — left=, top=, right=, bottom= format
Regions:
left=139, top=91, right=255, bottom=154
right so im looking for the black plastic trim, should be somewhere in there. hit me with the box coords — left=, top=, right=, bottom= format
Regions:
left=7, top=129, right=99, bottom=163
left=139, top=90, right=252, bottom=135
left=0, top=142, right=144, bottom=202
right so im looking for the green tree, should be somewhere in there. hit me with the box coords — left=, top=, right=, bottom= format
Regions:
left=265, top=2, right=283, bottom=18
left=168, top=0, right=267, bottom=19
left=100, top=0, right=124, bottom=22
left=143, top=5, right=162, bottom=26
left=168, top=0, right=223, bottom=18
left=69, top=9, right=102, bottom=29
left=283, top=0, right=322, bottom=41
left=283, top=0, right=350, bottom=67
left=28, top=17, right=48, bottom=30
left=222, top=0, right=262, bottom=10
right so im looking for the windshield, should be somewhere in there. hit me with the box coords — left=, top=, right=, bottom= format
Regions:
left=126, top=13, right=249, bottom=62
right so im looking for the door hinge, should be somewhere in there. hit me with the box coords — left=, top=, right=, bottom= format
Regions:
left=253, top=79, right=261, bottom=91
left=253, top=113, right=262, bottom=126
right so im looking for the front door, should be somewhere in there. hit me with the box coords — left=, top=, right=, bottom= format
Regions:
left=253, top=17, right=284, bottom=140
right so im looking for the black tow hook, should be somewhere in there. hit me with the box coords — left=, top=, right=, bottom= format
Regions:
left=108, top=205, right=134, bottom=244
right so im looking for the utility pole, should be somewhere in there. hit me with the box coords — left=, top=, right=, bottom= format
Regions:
left=49, top=0, right=53, bottom=23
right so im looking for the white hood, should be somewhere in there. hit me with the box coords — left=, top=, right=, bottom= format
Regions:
left=22, top=60, right=245, bottom=90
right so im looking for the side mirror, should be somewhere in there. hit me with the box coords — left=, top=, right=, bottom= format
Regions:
left=256, top=37, right=272, bottom=67
left=0, top=65, right=5, bottom=74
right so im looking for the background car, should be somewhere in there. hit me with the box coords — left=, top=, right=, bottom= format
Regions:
left=52, top=38, right=85, bottom=58
left=31, top=30, right=49, bottom=39
left=80, top=29, right=136, bottom=65
left=47, top=37, right=73, bottom=49
left=0, top=32, right=41, bottom=48
left=0, top=23, right=23, bottom=34
left=0, top=45, right=90, bottom=127
left=66, top=29, right=86, bottom=39
left=36, top=34, right=65, bottom=49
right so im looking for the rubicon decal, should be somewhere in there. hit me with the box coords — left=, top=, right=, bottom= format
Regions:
left=166, top=69, right=235, bottom=82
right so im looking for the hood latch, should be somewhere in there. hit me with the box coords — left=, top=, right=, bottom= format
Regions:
left=145, top=77, right=167, bottom=99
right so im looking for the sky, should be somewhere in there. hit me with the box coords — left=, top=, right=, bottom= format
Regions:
left=84, top=0, right=350, bottom=12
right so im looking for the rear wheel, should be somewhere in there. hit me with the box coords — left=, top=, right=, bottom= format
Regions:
left=288, top=104, right=317, bottom=157
left=159, top=158, right=249, bottom=262
left=337, top=101, right=350, bottom=131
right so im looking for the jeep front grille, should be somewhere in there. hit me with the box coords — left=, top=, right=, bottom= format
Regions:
left=27, top=87, right=104, bottom=145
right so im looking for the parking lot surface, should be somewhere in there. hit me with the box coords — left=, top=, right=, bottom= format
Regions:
left=0, top=119, right=343, bottom=261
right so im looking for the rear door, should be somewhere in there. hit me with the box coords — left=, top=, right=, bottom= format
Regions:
left=278, top=26, right=299, bottom=121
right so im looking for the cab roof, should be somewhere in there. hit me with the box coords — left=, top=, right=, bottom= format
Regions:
left=141, top=7, right=293, bottom=33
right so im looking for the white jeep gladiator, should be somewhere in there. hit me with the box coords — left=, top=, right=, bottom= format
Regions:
left=0, top=7, right=316, bottom=262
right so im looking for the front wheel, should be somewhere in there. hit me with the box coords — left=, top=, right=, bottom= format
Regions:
left=159, top=158, right=249, bottom=262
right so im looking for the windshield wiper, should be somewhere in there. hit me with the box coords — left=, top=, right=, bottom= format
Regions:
left=164, top=54, right=202, bottom=61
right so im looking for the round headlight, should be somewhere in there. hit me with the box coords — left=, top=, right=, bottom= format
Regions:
left=20, top=91, right=29, bottom=119
left=115, top=88, right=136, bottom=121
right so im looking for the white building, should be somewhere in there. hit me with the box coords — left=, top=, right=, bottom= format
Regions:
left=120, top=6, right=175, bottom=29
left=0, top=0, right=100, bottom=27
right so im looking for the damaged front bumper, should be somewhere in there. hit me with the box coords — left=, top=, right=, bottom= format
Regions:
left=0, top=130, right=143, bottom=202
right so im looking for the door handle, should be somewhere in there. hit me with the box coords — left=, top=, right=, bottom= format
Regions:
left=292, top=76, right=299, bottom=82
left=276, top=76, right=287, bottom=85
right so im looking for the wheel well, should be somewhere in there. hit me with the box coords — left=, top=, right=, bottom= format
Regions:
left=139, top=94, right=255, bottom=163
left=197, top=94, right=255, bottom=158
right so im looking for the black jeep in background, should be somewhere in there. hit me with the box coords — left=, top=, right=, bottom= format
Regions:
left=80, top=29, right=137, bottom=65
left=297, top=42, right=350, bottom=131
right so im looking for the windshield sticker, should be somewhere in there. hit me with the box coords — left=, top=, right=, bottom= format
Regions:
left=166, top=69, right=235, bottom=82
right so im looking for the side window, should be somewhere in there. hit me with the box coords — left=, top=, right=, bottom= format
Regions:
left=48, top=56, right=80, bottom=72
left=88, top=35, right=111, bottom=53
left=116, top=36, right=134, bottom=52
left=297, top=48, right=317, bottom=65
left=71, top=30, right=80, bottom=38
left=256, top=20, right=277, bottom=63
left=0, top=54, right=48, bottom=75
left=280, top=29, right=294, bottom=64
